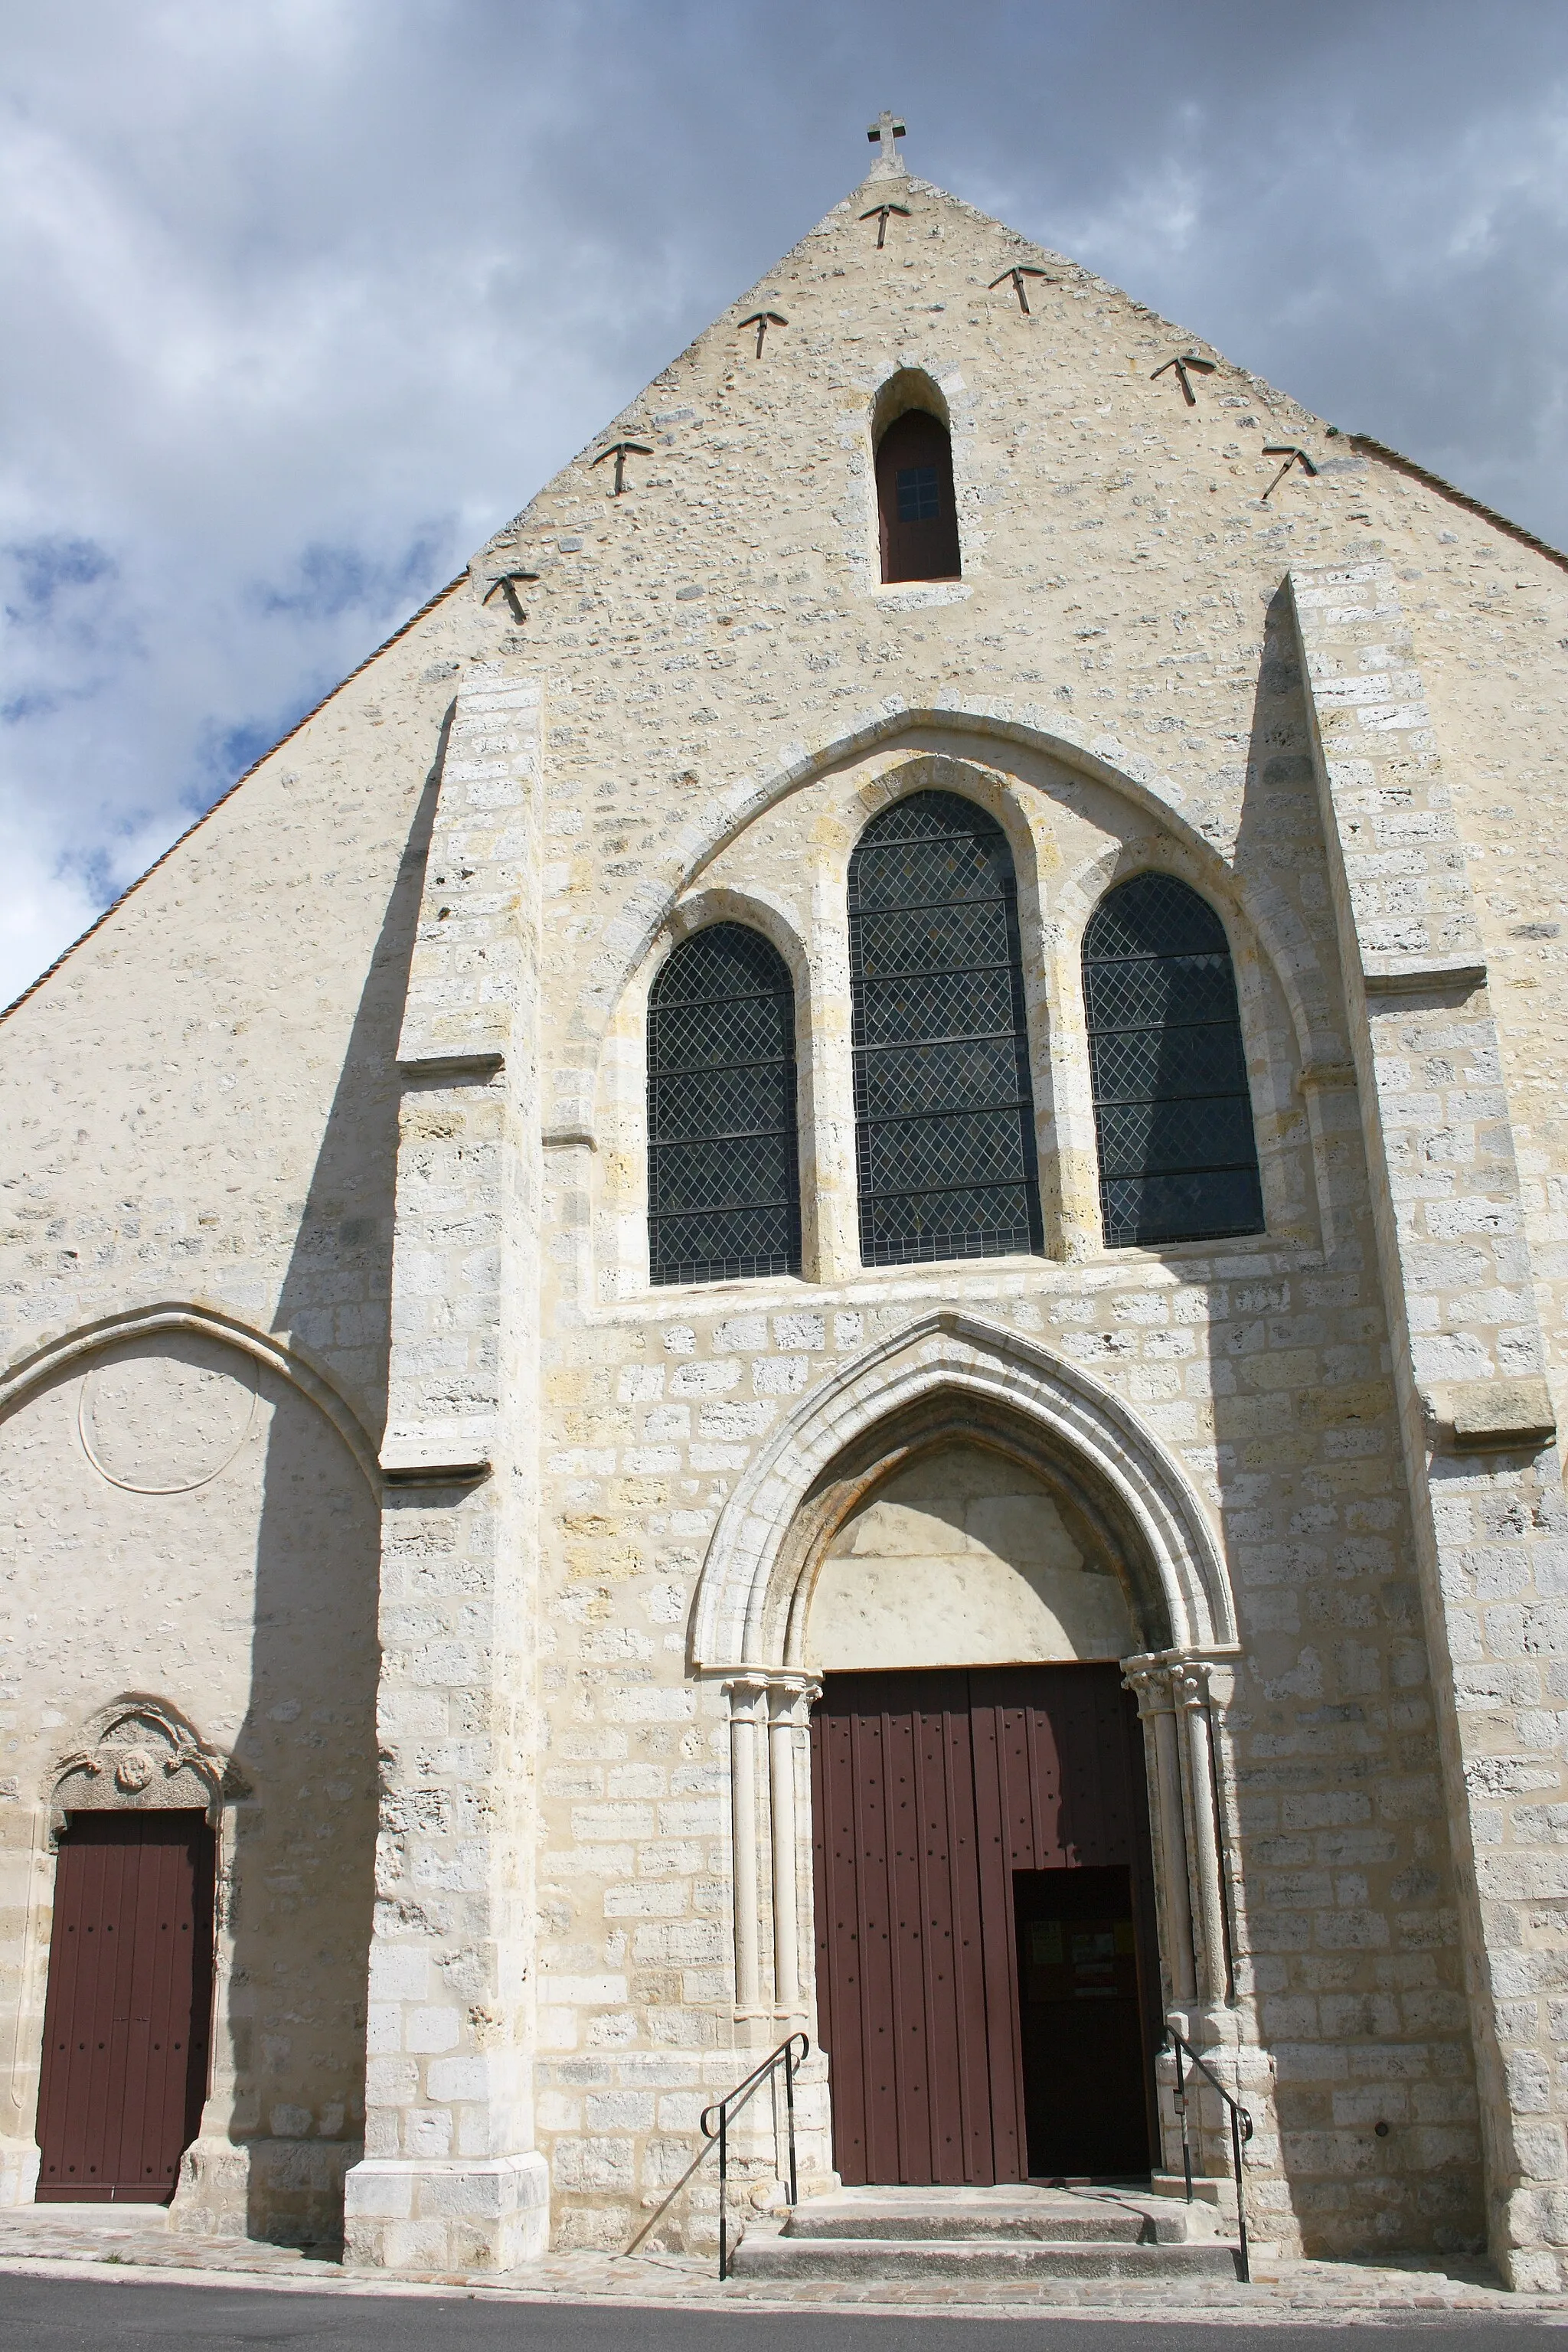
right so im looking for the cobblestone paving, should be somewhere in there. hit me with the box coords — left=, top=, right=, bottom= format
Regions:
left=2, top=2207, right=1567, bottom=2324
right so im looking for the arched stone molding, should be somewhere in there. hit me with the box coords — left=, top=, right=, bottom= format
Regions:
left=0, top=1303, right=380, bottom=1492
left=48, top=1694, right=237, bottom=1836
left=688, top=1308, right=1238, bottom=1673
left=552, top=701, right=1335, bottom=1140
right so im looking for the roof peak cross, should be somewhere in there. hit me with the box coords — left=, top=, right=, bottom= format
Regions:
left=865, top=107, right=907, bottom=182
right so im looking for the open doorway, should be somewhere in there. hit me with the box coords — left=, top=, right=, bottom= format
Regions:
left=1014, top=1861, right=1158, bottom=2177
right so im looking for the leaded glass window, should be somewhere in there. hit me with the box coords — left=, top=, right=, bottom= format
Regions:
left=1083, top=872, right=1264, bottom=1249
left=848, top=790, right=1044, bottom=1266
left=647, top=924, right=802, bottom=1285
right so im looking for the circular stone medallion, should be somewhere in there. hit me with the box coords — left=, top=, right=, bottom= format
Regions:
left=80, top=1336, right=259, bottom=1494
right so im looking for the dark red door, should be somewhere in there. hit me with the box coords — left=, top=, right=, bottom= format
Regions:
left=36, top=1812, right=214, bottom=2202
left=811, top=1664, right=1158, bottom=2186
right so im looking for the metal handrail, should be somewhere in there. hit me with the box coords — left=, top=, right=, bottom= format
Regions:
left=620, top=2031, right=809, bottom=2280
left=1165, top=2027, right=1253, bottom=2283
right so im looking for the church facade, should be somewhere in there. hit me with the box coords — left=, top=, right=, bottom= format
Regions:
left=4, top=122, right=1568, bottom=2288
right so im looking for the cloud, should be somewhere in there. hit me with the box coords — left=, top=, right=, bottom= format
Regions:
left=4, top=0, right=1567, bottom=1004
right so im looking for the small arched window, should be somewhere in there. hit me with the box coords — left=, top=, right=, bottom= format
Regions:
left=1083, top=873, right=1263, bottom=1250
left=875, top=410, right=962, bottom=583
left=647, top=923, right=802, bottom=1286
left=848, top=790, right=1042, bottom=1266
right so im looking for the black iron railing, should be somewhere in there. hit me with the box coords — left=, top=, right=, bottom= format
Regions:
left=621, top=2031, right=808, bottom=2281
left=1166, top=2027, right=1253, bottom=2282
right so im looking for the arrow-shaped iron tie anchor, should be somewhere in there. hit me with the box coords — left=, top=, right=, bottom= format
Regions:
left=591, top=441, right=653, bottom=497
left=861, top=202, right=911, bottom=250
left=1260, top=444, right=1321, bottom=501
left=1151, top=353, right=1217, bottom=407
left=988, top=265, right=1054, bottom=315
left=482, top=569, right=541, bottom=623
left=740, top=310, right=787, bottom=357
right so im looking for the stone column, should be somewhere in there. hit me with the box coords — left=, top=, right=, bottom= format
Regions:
left=768, top=1679, right=818, bottom=2020
left=1172, top=1661, right=1230, bottom=2013
left=1292, top=561, right=1568, bottom=2288
left=1123, top=1658, right=1197, bottom=2007
left=724, top=1677, right=768, bottom=2020
left=342, top=664, right=550, bottom=2272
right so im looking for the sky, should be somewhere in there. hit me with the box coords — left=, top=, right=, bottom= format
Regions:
left=5, top=0, right=1568, bottom=1010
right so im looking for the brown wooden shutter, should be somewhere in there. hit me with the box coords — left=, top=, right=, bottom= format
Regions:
left=876, top=410, right=962, bottom=583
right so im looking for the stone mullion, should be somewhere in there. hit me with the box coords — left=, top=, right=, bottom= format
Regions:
left=1291, top=562, right=1568, bottom=2290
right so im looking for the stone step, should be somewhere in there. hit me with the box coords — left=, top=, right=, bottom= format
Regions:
left=732, top=2227, right=1242, bottom=2285
left=784, top=2197, right=1150, bottom=2243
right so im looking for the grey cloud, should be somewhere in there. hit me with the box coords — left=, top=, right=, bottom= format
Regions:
left=3, top=0, right=1566, bottom=1002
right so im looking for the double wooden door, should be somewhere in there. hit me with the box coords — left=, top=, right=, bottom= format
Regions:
left=36, top=1811, right=214, bottom=2202
left=810, top=1664, right=1159, bottom=2186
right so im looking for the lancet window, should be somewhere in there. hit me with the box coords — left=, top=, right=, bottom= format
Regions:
left=647, top=923, right=802, bottom=1285
left=848, top=790, right=1043, bottom=1266
left=1083, top=872, right=1263, bottom=1249
left=875, top=409, right=962, bottom=583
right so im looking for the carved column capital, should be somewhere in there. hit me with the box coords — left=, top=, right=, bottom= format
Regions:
left=768, top=1677, right=822, bottom=1727
left=721, top=1674, right=771, bottom=1722
left=1169, top=1658, right=1214, bottom=1712
left=1122, top=1656, right=1178, bottom=1717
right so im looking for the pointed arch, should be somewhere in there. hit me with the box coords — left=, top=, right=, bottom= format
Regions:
left=688, top=1309, right=1237, bottom=1671
left=0, top=1304, right=379, bottom=1490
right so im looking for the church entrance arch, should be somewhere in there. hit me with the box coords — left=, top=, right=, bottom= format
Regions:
left=688, top=1313, right=1243, bottom=2190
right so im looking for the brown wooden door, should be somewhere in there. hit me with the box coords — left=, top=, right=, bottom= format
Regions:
left=811, top=1664, right=1158, bottom=2187
left=36, top=1812, right=214, bottom=2203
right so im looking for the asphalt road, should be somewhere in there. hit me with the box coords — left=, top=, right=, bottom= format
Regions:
left=0, top=2280, right=1563, bottom=2352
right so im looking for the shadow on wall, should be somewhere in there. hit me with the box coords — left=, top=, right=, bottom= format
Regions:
left=1200, top=590, right=1484, bottom=2260
left=224, top=1357, right=382, bottom=2250
left=226, top=745, right=449, bottom=2244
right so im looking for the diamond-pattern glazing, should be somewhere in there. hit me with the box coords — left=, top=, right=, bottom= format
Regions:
left=1083, top=873, right=1263, bottom=1247
left=647, top=923, right=802, bottom=1284
left=849, top=792, right=1043, bottom=1266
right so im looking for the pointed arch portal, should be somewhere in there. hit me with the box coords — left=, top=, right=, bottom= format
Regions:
left=688, top=1312, right=1244, bottom=2187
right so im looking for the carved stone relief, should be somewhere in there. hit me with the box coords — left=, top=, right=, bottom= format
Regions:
left=52, top=1698, right=230, bottom=1830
